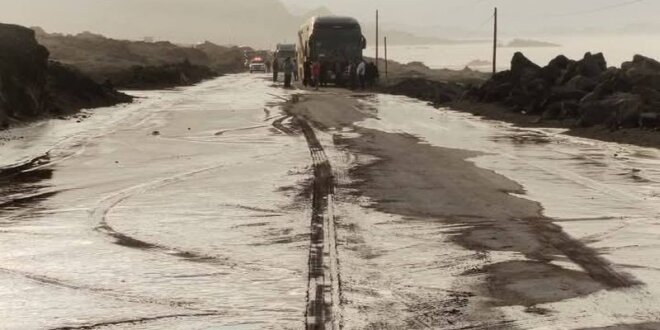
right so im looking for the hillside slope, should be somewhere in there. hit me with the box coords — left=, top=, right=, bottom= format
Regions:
left=0, top=23, right=130, bottom=129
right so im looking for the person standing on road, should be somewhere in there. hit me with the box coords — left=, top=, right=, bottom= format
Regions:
left=303, top=60, right=311, bottom=87
left=283, top=57, right=294, bottom=88
left=311, top=60, right=321, bottom=90
left=272, top=58, right=279, bottom=82
left=366, top=62, right=379, bottom=87
left=357, top=59, right=367, bottom=89
left=348, top=61, right=357, bottom=90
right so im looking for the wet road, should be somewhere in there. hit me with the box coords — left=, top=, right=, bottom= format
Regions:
left=1, top=74, right=660, bottom=329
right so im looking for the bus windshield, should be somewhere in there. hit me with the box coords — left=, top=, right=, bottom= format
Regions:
left=311, top=29, right=362, bottom=60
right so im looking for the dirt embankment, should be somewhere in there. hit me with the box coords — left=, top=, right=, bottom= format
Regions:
left=0, top=23, right=131, bottom=129
left=381, top=52, right=660, bottom=149
left=34, top=28, right=249, bottom=89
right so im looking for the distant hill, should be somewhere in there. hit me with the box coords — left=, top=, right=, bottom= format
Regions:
left=33, top=27, right=248, bottom=89
left=505, top=39, right=561, bottom=48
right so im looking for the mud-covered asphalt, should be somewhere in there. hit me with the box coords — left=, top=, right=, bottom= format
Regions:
left=1, top=74, right=660, bottom=329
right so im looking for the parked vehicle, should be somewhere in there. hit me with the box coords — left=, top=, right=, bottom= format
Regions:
left=249, top=62, right=267, bottom=73
left=297, top=16, right=366, bottom=86
left=249, top=57, right=267, bottom=73
left=274, top=44, right=296, bottom=73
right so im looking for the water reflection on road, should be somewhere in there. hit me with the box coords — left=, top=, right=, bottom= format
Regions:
left=1, top=74, right=660, bottom=329
left=353, top=94, right=660, bottom=328
left=0, top=74, right=310, bottom=329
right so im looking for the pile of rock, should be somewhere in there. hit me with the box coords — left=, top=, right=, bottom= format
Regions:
left=382, top=78, right=466, bottom=107
left=472, top=52, right=660, bottom=128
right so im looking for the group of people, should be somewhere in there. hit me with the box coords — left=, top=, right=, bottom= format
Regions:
left=272, top=57, right=379, bottom=90
left=271, top=57, right=297, bottom=88
left=350, top=60, right=379, bottom=90
left=303, top=59, right=379, bottom=90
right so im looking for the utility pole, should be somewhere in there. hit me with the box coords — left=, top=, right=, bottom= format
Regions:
left=493, top=7, right=498, bottom=75
left=376, top=10, right=379, bottom=69
left=384, top=36, right=388, bottom=78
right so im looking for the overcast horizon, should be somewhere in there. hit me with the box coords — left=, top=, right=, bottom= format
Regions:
left=0, top=0, right=656, bottom=46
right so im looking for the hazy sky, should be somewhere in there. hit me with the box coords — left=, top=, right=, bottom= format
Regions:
left=281, top=0, right=657, bottom=36
left=0, top=0, right=656, bottom=45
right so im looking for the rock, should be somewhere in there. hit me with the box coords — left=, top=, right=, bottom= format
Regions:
left=547, top=55, right=572, bottom=71
left=622, top=54, right=660, bottom=90
left=563, top=75, right=598, bottom=92
left=384, top=78, right=464, bottom=104
left=561, top=52, right=607, bottom=84
left=152, top=130, right=160, bottom=136
left=546, top=87, right=586, bottom=102
left=632, top=86, right=660, bottom=106
left=580, top=52, right=607, bottom=77
left=511, top=52, right=541, bottom=80
left=639, top=112, right=660, bottom=128
left=542, top=102, right=564, bottom=119
left=541, top=55, right=574, bottom=83
left=579, top=93, right=642, bottom=128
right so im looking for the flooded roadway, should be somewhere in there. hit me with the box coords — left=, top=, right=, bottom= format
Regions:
left=1, top=74, right=659, bottom=329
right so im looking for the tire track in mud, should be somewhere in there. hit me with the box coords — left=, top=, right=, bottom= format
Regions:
left=92, top=164, right=240, bottom=266
left=93, top=163, right=296, bottom=273
left=0, top=267, right=200, bottom=310
left=272, top=115, right=297, bottom=135
left=296, top=118, right=341, bottom=330
left=49, top=312, right=224, bottom=330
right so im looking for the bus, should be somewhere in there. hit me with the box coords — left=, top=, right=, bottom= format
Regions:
left=297, top=16, right=366, bottom=86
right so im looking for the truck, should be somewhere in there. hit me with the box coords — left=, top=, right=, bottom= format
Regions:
left=297, top=16, right=366, bottom=86
left=274, top=43, right=296, bottom=73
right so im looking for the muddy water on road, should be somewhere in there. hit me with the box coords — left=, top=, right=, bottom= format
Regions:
left=346, top=94, right=660, bottom=329
left=3, top=73, right=660, bottom=330
left=0, top=74, right=311, bottom=329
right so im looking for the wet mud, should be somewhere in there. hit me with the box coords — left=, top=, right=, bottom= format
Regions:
left=339, top=128, right=637, bottom=308
left=296, top=117, right=341, bottom=330
left=288, top=91, right=645, bottom=328
left=0, top=155, right=56, bottom=217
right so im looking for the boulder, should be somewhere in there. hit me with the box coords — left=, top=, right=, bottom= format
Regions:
left=580, top=52, right=607, bottom=78
left=579, top=92, right=642, bottom=128
left=542, top=101, right=579, bottom=120
left=384, top=78, right=464, bottom=104
left=544, top=87, right=587, bottom=105
left=510, top=52, right=542, bottom=83
left=561, top=52, right=607, bottom=84
left=563, top=75, right=598, bottom=92
left=622, top=54, right=660, bottom=90
left=541, top=55, right=574, bottom=83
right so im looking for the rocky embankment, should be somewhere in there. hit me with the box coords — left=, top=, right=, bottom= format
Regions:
left=34, top=28, right=249, bottom=89
left=385, top=52, right=660, bottom=147
left=472, top=52, right=660, bottom=129
left=0, top=23, right=131, bottom=129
